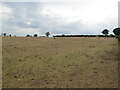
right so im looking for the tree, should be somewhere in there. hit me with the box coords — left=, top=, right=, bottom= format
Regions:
left=3, top=33, right=6, bottom=36
left=113, top=28, right=120, bottom=35
left=26, top=34, right=30, bottom=37
left=102, top=29, right=109, bottom=36
left=45, top=32, right=50, bottom=37
left=113, top=28, right=120, bottom=41
left=34, top=34, right=38, bottom=37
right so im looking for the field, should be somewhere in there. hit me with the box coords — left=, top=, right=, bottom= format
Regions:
left=2, top=37, right=118, bottom=88
left=0, top=37, right=2, bottom=89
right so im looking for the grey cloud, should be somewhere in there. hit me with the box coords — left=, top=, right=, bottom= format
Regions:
left=2, top=2, right=117, bottom=36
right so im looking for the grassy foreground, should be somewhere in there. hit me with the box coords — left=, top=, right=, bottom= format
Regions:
left=2, top=37, right=118, bottom=88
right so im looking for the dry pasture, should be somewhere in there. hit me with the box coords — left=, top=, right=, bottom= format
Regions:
left=2, top=37, right=118, bottom=88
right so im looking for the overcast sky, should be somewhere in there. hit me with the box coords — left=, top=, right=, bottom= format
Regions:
left=0, top=0, right=119, bottom=36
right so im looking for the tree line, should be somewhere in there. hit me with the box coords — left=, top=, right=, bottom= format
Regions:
left=53, top=34, right=115, bottom=37
left=1, top=27, right=120, bottom=39
left=53, top=28, right=120, bottom=38
left=1, top=32, right=50, bottom=37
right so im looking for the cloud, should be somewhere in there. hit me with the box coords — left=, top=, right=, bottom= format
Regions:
left=1, top=0, right=119, bottom=36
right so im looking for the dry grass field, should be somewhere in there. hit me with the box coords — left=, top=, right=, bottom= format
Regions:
left=2, top=37, right=118, bottom=88
left=0, top=37, right=2, bottom=89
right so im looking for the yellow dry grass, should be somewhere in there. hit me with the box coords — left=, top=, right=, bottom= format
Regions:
left=2, top=37, right=118, bottom=88
left=0, top=36, right=2, bottom=89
